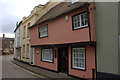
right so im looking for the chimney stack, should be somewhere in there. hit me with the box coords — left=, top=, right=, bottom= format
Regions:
left=3, top=34, right=5, bottom=38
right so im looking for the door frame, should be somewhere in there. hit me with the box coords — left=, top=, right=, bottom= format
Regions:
left=57, top=47, right=69, bottom=74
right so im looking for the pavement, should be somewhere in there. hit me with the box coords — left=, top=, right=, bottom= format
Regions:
left=10, top=55, right=80, bottom=80
left=2, top=54, right=39, bottom=79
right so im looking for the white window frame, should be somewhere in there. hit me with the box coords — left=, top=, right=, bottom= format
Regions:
left=39, top=25, right=48, bottom=38
left=71, top=0, right=80, bottom=4
left=72, top=47, right=86, bottom=70
left=72, top=12, right=88, bottom=30
left=41, top=49, right=53, bottom=63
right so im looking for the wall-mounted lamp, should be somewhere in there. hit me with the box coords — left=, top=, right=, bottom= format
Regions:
left=65, top=16, right=69, bottom=22
left=36, top=50, right=39, bottom=54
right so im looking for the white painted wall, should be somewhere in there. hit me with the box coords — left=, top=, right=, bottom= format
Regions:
left=14, top=25, right=22, bottom=60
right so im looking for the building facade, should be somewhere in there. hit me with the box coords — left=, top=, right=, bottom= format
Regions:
left=21, top=2, right=60, bottom=65
left=29, top=2, right=96, bottom=79
left=13, top=1, right=120, bottom=79
left=95, top=2, right=120, bottom=78
left=14, top=21, right=22, bottom=60
left=0, top=34, right=14, bottom=55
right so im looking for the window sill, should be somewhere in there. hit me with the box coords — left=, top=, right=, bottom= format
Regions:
left=26, top=57, right=29, bottom=59
left=39, top=36, right=48, bottom=39
left=27, top=36, right=30, bottom=38
left=71, top=67, right=86, bottom=71
left=41, top=60, right=53, bottom=63
left=72, top=26, right=88, bottom=31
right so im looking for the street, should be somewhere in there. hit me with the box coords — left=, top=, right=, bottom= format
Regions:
left=2, top=54, right=39, bottom=78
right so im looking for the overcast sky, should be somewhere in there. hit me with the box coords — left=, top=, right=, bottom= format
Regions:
left=0, top=0, right=49, bottom=38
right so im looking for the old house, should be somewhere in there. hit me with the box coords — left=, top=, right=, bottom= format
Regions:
left=14, top=21, right=22, bottom=60
left=21, top=2, right=61, bottom=65
left=29, top=2, right=96, bottom=79
left=0, top=34, right=14, bottom=55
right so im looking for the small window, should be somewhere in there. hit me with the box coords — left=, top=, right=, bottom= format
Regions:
left=41, top=49, right=53, bottom=62
left=10, top=41, right=13, bottom=49
left=72, top=12, right=88, bottom=30
left=23, top=26, right=26, bottom=38
left=38, top=25, right=48, bottom=38
left=72, top=47, right=85, bottom=70
left=71, top=0, right=80, bottom=4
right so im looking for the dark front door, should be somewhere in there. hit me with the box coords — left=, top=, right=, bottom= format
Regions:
left=58, top=47, right=68, bottom=73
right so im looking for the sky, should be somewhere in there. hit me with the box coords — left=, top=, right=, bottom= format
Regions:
left=0, top=0, right=49, bottom=38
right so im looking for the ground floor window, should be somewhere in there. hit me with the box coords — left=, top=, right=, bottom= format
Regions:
left=23, top=45, right=25, bottom=58
left=27, top=44, right=29, bottom=58
left=41, top=49, right=53, bottom=62
left=72, top=47, right=86, bottom=70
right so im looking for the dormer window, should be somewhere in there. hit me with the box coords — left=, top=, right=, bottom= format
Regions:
left=71, top=0, right=80, bottom=4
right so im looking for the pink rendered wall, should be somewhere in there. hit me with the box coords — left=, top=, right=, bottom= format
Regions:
left=69, top=46, right=96, bottom=78
left=30, top=4, right=96, bottom=46
left=35, top=47, right=58, bottom=71
left=89, top=2, right=96, bottom=41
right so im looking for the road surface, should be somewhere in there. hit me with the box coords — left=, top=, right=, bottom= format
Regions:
left=2, top=54, right=39, bottom=78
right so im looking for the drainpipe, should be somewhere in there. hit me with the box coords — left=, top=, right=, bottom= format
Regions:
left=87, top=3, right=97, bottom=80
left=87, top=3, right=92, bottom=45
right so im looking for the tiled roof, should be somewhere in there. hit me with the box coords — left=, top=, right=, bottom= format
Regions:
left=14, top=21, right=22, bottom=33
left=29, top=2, right=87, bottom=29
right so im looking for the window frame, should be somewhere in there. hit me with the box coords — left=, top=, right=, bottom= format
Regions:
left=41, top=48, right=54, bottom=63
left=23, top=26, right=26, bottom=39
left=38, top=24, right=48, bottom=38
left=71, top=0, right=80, bottom=4
left=72, top=11, right=89, bottom=30
left=23, top=45, right=25, bottom=58
left=27, top=23, right=30, bottom=37
left=26, top=44, right=29, bottom=59
left=71, top=47, right=86, bottom=71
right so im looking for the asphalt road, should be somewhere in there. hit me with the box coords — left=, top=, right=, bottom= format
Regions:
left=2, top=54, right=39, bottom=79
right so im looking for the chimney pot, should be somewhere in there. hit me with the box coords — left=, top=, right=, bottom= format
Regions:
left=3, top=34, right=5, bottom=38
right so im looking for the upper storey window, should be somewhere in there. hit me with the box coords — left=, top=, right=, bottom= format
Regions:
left=71, top=0, right=80, bottom=4
left=27, top=23, right=30, bottom=37
left=72, top=12, right=88, bottom=30
left=38, top=25, right=48, bottom=38
left=23, top=26, right=26, bottom=38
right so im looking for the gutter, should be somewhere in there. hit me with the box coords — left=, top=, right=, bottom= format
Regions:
left=87, top=3, right=92, bottom=43
left=28, top=2, right=88, bottom=29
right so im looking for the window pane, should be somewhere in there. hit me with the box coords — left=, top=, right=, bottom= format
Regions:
left=72, top=48, right=85, bottom=70
left=39, top=25, right=48, bottom=37
left=42, top=49, right=53, bottom=62
left=73, top=12, right=88, bottom=29
left=81, top=21, right=84, bottom=26
left=27, top=44, right=29, bottom=58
